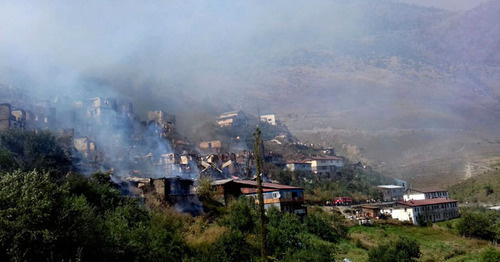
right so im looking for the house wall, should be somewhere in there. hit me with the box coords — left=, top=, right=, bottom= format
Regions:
left=247, top=189, right=305, bottom=214
left=384, top=207, right=417, bottom=225
left=260, top=114, right=276, bottom=125
left=404, top=190, right=449, bottom=201
left=309, top=159, right=344, bottom=173
left=403, top=193, right=426, bottom=201
left=216, top=118, right=235, bottom=127
left=413, top=202, right=459, bottom=224
left=384, top=202, right=460, bottom=225
left=286, top=163, right=312, bottom=172
left=0, top=104, right=11, bottom=130
left=379, top=187, right=405, bottom=201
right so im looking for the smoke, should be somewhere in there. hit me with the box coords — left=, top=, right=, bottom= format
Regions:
left=1, top=0, right=499, bottom=184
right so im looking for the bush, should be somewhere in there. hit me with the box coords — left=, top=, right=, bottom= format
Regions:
left=368, top=236, right=420, bottom=262
left=480, top=247, right=500, bottom=262
left=213, top=230, right=256, bottom=262
left=305, top=207, right=346, bottom=242
left=266, top=208, right=305, bottom=257
left=456, top=211, right=497, bottom=241
left=0, top=129, right=72, bottom=175
left=220, top=197, right=257, bottom=233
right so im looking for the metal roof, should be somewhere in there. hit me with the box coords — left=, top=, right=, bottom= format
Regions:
left=398, top=198, right=457, bottom=207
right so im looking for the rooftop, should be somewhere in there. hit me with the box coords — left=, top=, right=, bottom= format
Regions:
left=408, top=188, right=447, bottom=193
left=307, top=156, right=343, bottom=161
left=398, top=198, right=457, bottom=207
left=211, top=179, right=303, bottom=190
left=378, top=185, right=405, bottom=189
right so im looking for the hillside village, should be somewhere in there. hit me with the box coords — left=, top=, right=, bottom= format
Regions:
left=0, top=87, right=465, bottom=226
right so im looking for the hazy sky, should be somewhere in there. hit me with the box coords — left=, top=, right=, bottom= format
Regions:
left=394, top=0, right=488, bottom=11
left=0, top=0, right=497, bottom=130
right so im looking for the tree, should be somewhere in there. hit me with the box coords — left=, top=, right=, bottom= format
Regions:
left=254, top=127, right=268, bottom=260
left=0, top=129, right=72, bottom=175
left=456, top=211, right=497, bottom=241
left=368, top=236, right=421, bottom=262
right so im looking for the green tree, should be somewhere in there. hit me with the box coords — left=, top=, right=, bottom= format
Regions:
left=213, top=230, right=256, bottom=262
left=0, top=129, right=71, bottom=175
left=220, top=197, right=257, bottom=233
left=456, top=211, right=497, bottom=241
left=266, top=208, right=305, bottom=256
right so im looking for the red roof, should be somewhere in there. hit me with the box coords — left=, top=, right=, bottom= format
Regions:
left=399, top=198, right=457, bottom=207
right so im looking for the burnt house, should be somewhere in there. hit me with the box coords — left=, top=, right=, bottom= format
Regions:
left=0, top=103, right=28, bottom=130
left=147, top=110, right=175, bottom=137
left=216, top=110, right=248, bottom=127
left=0, top=103, right=12, bottom=130
left=211, top=179, right=306, bottom=215
left=151, top=177, right=201, bottom=215
left=264, top=152, right=285, bottom=168
left=199, top=140, right=222, bottom=154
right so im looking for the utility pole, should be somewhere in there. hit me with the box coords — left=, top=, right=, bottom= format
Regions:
left=254, top=127, right=267, bottom=261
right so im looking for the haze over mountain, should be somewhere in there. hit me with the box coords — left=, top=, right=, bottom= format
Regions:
left=1, top=0, right=499, bottom=186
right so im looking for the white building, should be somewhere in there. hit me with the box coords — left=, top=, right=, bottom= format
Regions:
left=403, top=188, right=449, bottom=201
left=382, top=198, right=460, bottom=225
left=285, top=161, right=312, bottom=172
left=260, top=113, right=277, bottom=126
left=306, top=156, right=344, bottom=174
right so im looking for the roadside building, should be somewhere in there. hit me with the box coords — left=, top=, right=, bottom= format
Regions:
left=403, top=188, right=449, bottom=201
left=306, top=156, right=344, bottom=174
left=377, top=185, right=405, bottom=202
left=211, top=179, right=306, bottom=215
left=383, top=198, right=460, bottom=225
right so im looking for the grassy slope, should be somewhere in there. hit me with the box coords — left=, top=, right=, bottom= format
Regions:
left=336, top=221, right=498, bottom=262
left=448, top=165, right=500, bottom=204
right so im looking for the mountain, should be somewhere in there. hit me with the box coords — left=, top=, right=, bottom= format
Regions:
left=0, top=0, right=499, bottom=187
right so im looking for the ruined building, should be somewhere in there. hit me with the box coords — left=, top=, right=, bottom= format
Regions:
left=150, top=177, right=202, bottom=215
left=216, top=110, right=248, bottom=127
left=87, top=97, right=117, bottom=124
left=147, top=110, right=176, bottom=137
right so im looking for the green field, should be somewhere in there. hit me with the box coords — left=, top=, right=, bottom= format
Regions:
left=336, top=220, right=499, bottom=262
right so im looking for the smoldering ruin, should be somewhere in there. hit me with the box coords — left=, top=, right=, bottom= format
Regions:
left=0, top=85, right=278, bottom=215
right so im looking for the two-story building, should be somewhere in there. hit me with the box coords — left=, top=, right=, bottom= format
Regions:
left=285, top=161, right=312, bottom=172
left=382, top=198, right=460, bottom=225
left=378, top=185, right=406, bottom=202
left=306, top=156, right=344, bottom=174
left=211, top=179, right=306, bottom=215
left=403, top=188, right=449, bottom=201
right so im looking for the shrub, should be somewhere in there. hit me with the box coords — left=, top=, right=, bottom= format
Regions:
left=368, top=236, right=420, bottom=262
left=456, top=211, right=496, bottom=241
left=213, top=230, right=256, bottom=262
left=480, top=247, right=500, bottom=262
